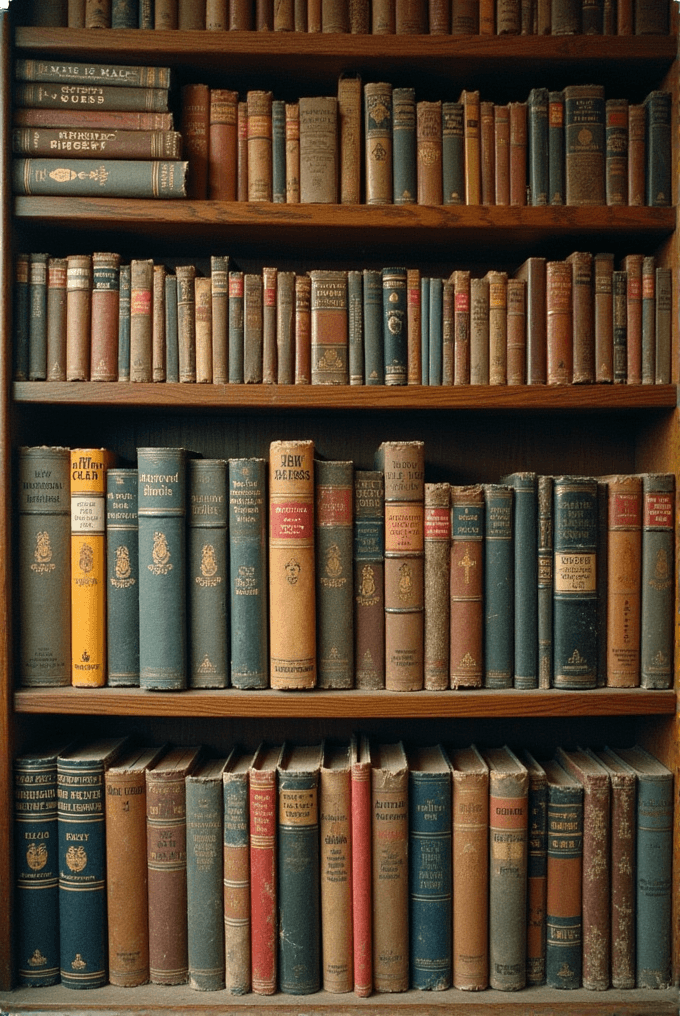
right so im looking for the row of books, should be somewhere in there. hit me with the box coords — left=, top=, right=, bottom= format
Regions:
left=14, top=737, right=673, bottom=994
left=21, top=0, right=672, bottom=34
left=14, top=250, right=673, bottom=386
left=18, top=442, right=674, bottom=693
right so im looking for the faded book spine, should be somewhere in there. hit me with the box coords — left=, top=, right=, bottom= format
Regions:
left=177, top=263, right=197, bottom=383
left=188, top=459, right=228, bottom=689
left=117, top=263, right=131, bottom=381
left=90, top=251, right=120, bottom=382
left=483, top=484, right=513, bottom=689
left=451, top=746, right=489, bottom=990
left=13, top=158, right=187, bottom=198
left=640, top=473, right=674, bottom=688
left=424, top=482, right=450, bottom=690
left=564, top=84, right=605, bottom=206
left=229, top=458, right=268, bottom=689
left=66, top=253, right=91, bottom=381
left=223, top=752, right=252, bottom=995
left=371, top=742, right=409, bottom=992
left=392, top=86, right=416, bottom=205
left=211, top=255, right=229, bottom=384
left=382, top=266, right=407, bottom=385
left=130, top=258, right=154, bottom=383
left=338, top=74, right=362, bottom=205
left=299, top=95, right=338, bottom=203
left=243, top=272, right=263, bottom=384
left=606, top=474, right=642, bottom=687
left=310, top=270, right=348, bottom=385
left=544, top=760, right=583, bottom=990
left=365, top=82, right=392, bottom=204
left=319, top=744, right=353, bottom=992
left=316, top=460, right=354, bottom=688
left=537, top=474, right=553, bottom=689
left=247, top=90, right=273, bottom=202
left=14, top=82, right=170, bottom=111
left=354, top=470, right=384, bottom=689
left=70, top=448, right=109, bottom=687
left=500, top=472, right=537, bottom=689
left=186, top=761, right=227, bottom=991
left=12, top=127, right=182, bottom=160
left=14, top=108, right=174, bottom=131
left=106, top=468, right=139, bottom=687
left=449, top=484, right=484, bottom=688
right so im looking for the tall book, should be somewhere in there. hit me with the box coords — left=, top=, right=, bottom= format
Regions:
left=14, top=743, right=71, bottom=987
left=299, top=96, right=338, bottom=203
left=350, top=733, right=372, bottom=996
left=348, top=269, right=364, bottom=385
left=117, top=262, right=131, bottom=381
left=364, top=81, right=392, bottom=204
left=546, top=259, right=572, bottom=385
left=392, top=86, right=416, bottom=205
left=623, top=252, right=644, bottom=385
left=449, top=483, right=484, bottom=688
left=519, top=750, right=548, bottom=986
left=423, top=482, right=450, bottom=690
left=13, top=251, right=30, bottom=381
left=316, top=459, right=354, bottom=688
left=450, top=745, right=488, bottom=990
left=605, top=473, right=642, bottom=687
left=211, top=255, right=229, bottom=384
left=277, top=743, right=323, bottom=994
left=18, top=446, right=71, bottom=687
left=644, top=90, right=671, bottom=207
left=188, top=459, right=229, bottom=689
left=105, top=744, right=166, bottom=987
left=605, top=97, right=628, bottom=206
left=249, top=744, right=284, bottom=994
left=186, top=757, right=229, bottom=991
left=310, top=269, right=348, bottom=385
left=223, top=749, right=254, bottom=995
left=536, top=474, right=553, bottom=688
left=375, top=440, right=425, bottom=691
left=277, top=270, right=296, bottom=384
left=548, top=89, right=565, bottom=205
left=483, top=483, right=514, bottom=689
left=371, top=741, right=409, bottom=993
left=567, top=250, right=595, bottom=384
left=208, top=88, right=238, bottom=200
left=515, top=256, right=546, bottom=385
left=564, top=84, right=605, bottom=205
left=229, top=458, right=268, bottom=689
left=363, top=268, right=383, bottom=384
left=640, top=472, right=674, bottom=688
left=338, top=73, right=362, bottom=205
left=247, top=90, right=273, bottom=202
left=106, top=468, right=139, bottom=687
left=500, top=471, right=537, bottom=688
left=70, top=448, right=111, bottom=688
left=65, top=253, right=91, bottom=382
left=459, top=88, right=481, bottom=204
left=528, top=86, right=548, bottom=206
left=130, top=258, right=154, bottom=383
left=269, top=439, right=316, bottom=689
left=164, top=272, right=178, bottom=382
left=90, top=251, right=120, bottom=382
left=146, top=746, right=203, bottom=986
left=382, top=266, right=408, bottom=385
left=594, top=252, right=615, bottom=382
left=543, top=758, right=583, bottom=990
left=442, top=100, right=464, bottom=205
left=407, top=744, right=452, bottom=991
left=469, top=275, right=489, bottom=383
left=483, top=746, right=528, bottom=991
left=243, top=272, right=263, bottom=384
left=58, top=738, right=128, bottom=988
left=319, top=742, right=353, bottom=992
left=416, top=100, right=442, bottom=206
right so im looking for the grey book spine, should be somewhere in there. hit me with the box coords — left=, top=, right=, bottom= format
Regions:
left=316, top=459, right=354, bottom=688
left=229, top=458, right=268, bottom=688
left=186, top=762, right=227, bottom=990
left=188, top=459, right=229, bottom=689
left=164, top=273, right=179, bottom=383
left=117, top=262, right=131, bottom=382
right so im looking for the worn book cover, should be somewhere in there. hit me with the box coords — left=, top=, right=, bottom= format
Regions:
left=316, top=460, right=354, bottom=688
left=543, top=758, right=583, bottom=990
left=320, top=742, right=353, bottom=992
left=188, top=459, right=228, bottom=689
left=106, top=468, right=139, bottom=686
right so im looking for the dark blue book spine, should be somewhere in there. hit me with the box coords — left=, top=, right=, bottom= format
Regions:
left=483, top=483, right=514, bottom=688
left=501, top=471, right=538, bottom=689
left=117, top=262, right=131, bottom=381
left=428, top=277, right=443, bottom=385
left=106, top=468, right=139, bottom=686
left=442, top=101, right=464, bottom=205
left=545, top=765, right=582, bottom=990
left=315, top=459, right=354, bottom=689
left=537, top=474, right=553, bottom=688
left=548, top=91, right=564, bottom=205
left=420, top=277, right=430, bottom=384
left=188, top=459, right=229, bottom=689
left=348, top=269, right=364, bottom=385
left=528, top=88, right=549, bottom=206
left=228, top=271, right=245, bottom=384
left=553, top=475, right=598, bottom=689
left=382, top=266, right=407, bottom=385
left=633, top=758, right=673, bottom=987
left=644, top=91, right=671, bottom=207
left=29, top=252, right=49, bottom=381
left=363, top=268, right=383, bottom=385
left=229, top=458, right=268, bottom=688
left=392, top=86, right=416, bottom=205
left=186, top=766, right=226, bottom=990
left=14, top=252, right=30, bottom=380
left=112, top=0, right=139, bottom=27
left=14, top=749, right=63, bottom=986
left=137, top=447, right=188, bottom=690
left=139, top=0, right=153, bottom=28
left=272, top=99, right=286, bottom=204
left=164, top=273, right=179, bottom=383
left=409, top=757, right=452, bottom=990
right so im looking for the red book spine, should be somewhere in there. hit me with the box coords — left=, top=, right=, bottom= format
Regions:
left=546, top=260, right=572, bottom=385
left=351, top=749, right=372, bottom=996
left=249, top=767, right=278, bottom=993
left=90, top=252, right=120, bottom=383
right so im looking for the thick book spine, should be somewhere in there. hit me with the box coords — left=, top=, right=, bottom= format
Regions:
left=208, top=89, right=238, bottom=201
left=483, top=484, right=513, bottom=689
left=18, top=446, right=71, bottom=687
left=408, top=745, right=452, bottom=990
left=553, top=475, right=598, bottom=689
left=66, top=253, right=91, bottom=382
left=543, top=759, right=583, bottom=990
left=310, top=270, right=348, bottom=385
left=13, top=127, right=182, bottom=160
left=137, top=447, right=188, bottom=690
left=506, top=277, right=526, bottom=385
left=70, top=448, right=109, bottom=687
left=249, top=745, right=282, bottom=994
left=350, top=734, right=372, bottom=996
left=449, top=484, right=484, bottom=688
left=460, top=89, right=480, bottom=205
left=90, top=251, right=120, bottom=382
left=117, top=263, right=131, bottom=382
left=338, top=73, right=362, bottom=205
left=365, top=82, right=392, bottom=204
left=537, top=474, right=553, bottom=688
left=546, top=260, right=572, bottom=385
left=13, top=158, right=187, bottom=197
left=223, top=751, right=252, bottom=995
left=382, top=266, right=407, bottom=385
left=319, top=744, right=353, bottom=992
left=520, top=751, right=548, bottom=986
left=564, top=84, right=605, bottom=206
left=514, top=256, right=546, bottom=385
left=640, top=473, right=674, bottom=688
left=106, top=469, right=139, bottom=687
left=299, top=96, right=338, bottom=203
left=229, top=458, right=268, bottom=689
left=277, top=744, right=322, bottom=994
left=501, top=472, right=537, bottom=688
left=392, top=86, right=416, bottom=205
left=16, top=60, right=172, bottom=89
left=247, top=90, right=273, bottom=202
left=14, top=82, right=169, bottom=111
left=14, top=108, right=174, bottom=130
left=269, top=440, right=316, bottom=688
left=508, top=101, right=527, bottom=207
left=316, top=459, right=354, bottom=689
left=416, top=100, right=442, bottom=206
left=44, top=254, right=65, bottom=380
left=528, top=87, right=548, bottom=205
left=606, top=474, right=642, bottom=687
left=180, top=82, right=209, bottom=200
left=130, top=258, right=154, bottom=383
left=363, top=268, right=383, bottom=384
left=186, top=759, right=227, bottom=991
left=353, top=470, right=384, bottom=689
left=188, top=459, right=228, bottom=689
left=423, top=482, right=450, bottom=690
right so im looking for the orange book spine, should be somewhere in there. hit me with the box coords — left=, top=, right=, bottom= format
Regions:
left=606, top=474, right=642, bottom=687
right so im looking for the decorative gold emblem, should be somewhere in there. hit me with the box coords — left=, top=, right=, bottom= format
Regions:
left=567, top=648, right=587, bottom=666
left=577, top=128, right=593, bottom=147
left=387, top=312, right=402, bottom=335
left=360, top=565, right=376, bottom=598
left=371, top=141, right=388, bottom=162
left=71, top=953, right=87, bottom=970
left=65, top=845, right=87, bottom=872
left=50, top=167, right=78, bottom=183
left=398, top=562, right=413, bottom=602
left=198, top=654, right=217, bottom=674
left=618, top=539, right=636, bottom=587
left=317, top=348, right=343, bottom=371
left=459, top=549, right=476, bottom=583
left=79, top=542, right=94, bottom=574
left=369, top=101, right=390, bottom=125
left=326, top=544, right=342, bottom=578
left=115, top=544, right=131, bottom=579
left=285, top=558, right=301, bottom=585
left=149, top=531, right=172, bottom=575
left=651, top=548, right=671, bottom=589
left=26, top=842, right=48, bottom=871
left=31, top=531, right=55, bottom=574
left=28, top=949, right=47, bottom=967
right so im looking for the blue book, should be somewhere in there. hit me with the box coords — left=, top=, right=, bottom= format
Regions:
left=528, top=87, right=549, bottom=206
left=117, top=262, right=131, bottom=381
left=483, top=483, right=514, bottom=688
left=188, top=458, right=229, bottom=688
left=392, top=86, right=416, bottom=205
left=420, top=277, right=430, bottom=384
left=543, top=759, right=583, bottom=990
left=229, top=458, right=268, bottom=688
left=501, top=471, right=538, bottom=689
left=428, top=277, right=442, bottom=385
left=272, top=98, right=286, bottom=203
left=228, top=270, right=245, bottom=383
left=363, top=268, right=383, bottom=385
left=106, top=468, right=139, bottom=686
left=382, top=266, right=407, bottom=385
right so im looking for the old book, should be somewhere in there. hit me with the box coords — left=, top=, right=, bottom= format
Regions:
left=188, top=459, right=228, bottom=689
left=427, top=276, right=442, bottom=384
left=314, top=460, right=354, bottom=688
left=392, top=85, right=416, bottom=205
left=90, top=251, right=120, bottom=382
left=237, top=100, right=248, bottom=201
left=363, top=268, right=383, bottom=384
left=371, top=741, right=409, bottom=992
left=247, top=90, right=273, bottom=202
left=605, top=97, right=628, bottom=206
left=644, top=91, right=671, bottom=207
left=272, top=100, right=286, bottom=204
left=138, top=0, right=153, bottom=25
left=528, top=87, right=548, bottom=205
left=469, top=275, right=489, bottom=384
left=186, top=757, right=228, bottom=991
left=129, top=258, right=154, bottom=382
left=65, top=253, right=91, bottom=381
left=12, top=126, right=181, bottom=160
left=278, top=743, right=322, bottom=994
left=449, top=484, right=484, bottom=688
left=206, top=0, right=228, bottom=25
left=179, top=0, right=206, bottom=26
left=543, top=758, right=583, bottom=990
left=396, top=0, right=425, bottom=30
left=106, top=468, right=139, bottom=687
left=210, top=255, right=229, bottom=384
left=319, top=742, right=353, bottom=992
left=18, top=446, right=71, bottom=687
left=442, top=100, right=464, bottom=205
left=508, top=101, right=527, bottom=206
left=640, top=472, right=674, bottom=688
left=176, top=262, right=197, bottom=383
left=494, top=103, right=510, bottom=204
left=594, top=252, right=614, bottom=382
left=228, top=271, right=244, bottom=383
left=480, top=100, right=494, bottom=205
left=582, top=0, right=603, bottom=31
left=208, top=88, right=238, bottom=201
left=537, top=474, right=553, bottom=688
left=348, top=269, right=363, bottom=385
left=451, top=0, right=476, bottom=30
left=635, top=0, right=668, bottom=32
left=14, top=743, right=71, bottom=986
left=28, top=252, right=49, bottom=381
left=420, top=276, right=430, bottom=383
left=382, top=266, right=407, bottom=384
left=243, top=272, right=263, bottom=383
left=625, top=251, right=644, bottom=384
left=564, top=84, right=605, bottom=205
left=641, top=255, right=655, bottom=384
left=13, top=109, right=175, bottom=132
left=262, top=265, right=277, bottom=383
left=229, top=458, right=268, bottom=688
left=501, top=472, right=537, bottom=688
left=105, top=744, right=166, bottom=987
left=146, top=746, right=202, bottom=985
left=310, top=269, right=348, bottom=384
left=137, top=447, right=189, bottom=690
left=487, top=269, right=507, bottom=384
left=223, top=749, right=254, bottom=995
left=365, top=82, right=392, bottom=204
left=295, top=273, right=312, bottom=383
left=416, top=100, right=442, bottom=206
left=548, top=89, right=565, bottom=205
left=323, top=0, right=349, bottom=29
left=181, top=83, right=209, bottom=199
left=276, top=270, right=295, bottom=383
left=546, top=260, right=572, bottom=385
left=338, top=73, right=362, bottom=205
left=459, top=88, right=480, bottom=204
left=375, top=440, right=425, bottom=691
left=349, top=734, right=372, bottom=996
left=58, top=739, right=129, bottom=989
left=553, top=475, right=598, bottom=689
left=555, top=746, right=610, bottom=990
left=567, top=250, right=595, bottom=384
left=627, top=102, right=645, bottom=206
left=16, top=58, right=171, bottom=89
left=353, top=470, right=385, bottom=689
left=70, top=448, right=111, bottom=687
left=605, top=473, right=642, bottom=687
left=164, top=272, right=178, bottom=382
left=285, top=102, right=299, bottom=202
left=608, top=746, right=672, bottom=989
left=519, top=750, right=548, bottom=986
left=506, top=277, right=526, bottom=385
left=299, top=96, right=338, bottom=203
left=372, top=0, right=395, bottom=31
left=14, top=77, right=169, bottom=108
left=249, top=744, right=284, bottom=994
left=269, top=439, right=316, bottom=688
left=117, top=263, right=131, bottom=381
left=612, top=268, right=628, bottom=382
left=423, top=483, right=450, bottom=689
left=406, top=266, right=421, bottom=384
left=451, top=269, right=470, bottom=384
left=483, top=483, right=513, bottom=688
left=596, top=477, right=609, bottom=687
left=13, top=252, right=30, bottom=381
left=349, top=0, right=370, bottom=31
left=442, top=277, right=455, bottom=384
left=551, top=0, right=580, bottom=32
left=85, top=0, right=111, bottom=25
left=483, top=746, right=529, bottom=991
left=408, top=744, right=452, bottom=990
left=152, top=263, right=166, bottom=383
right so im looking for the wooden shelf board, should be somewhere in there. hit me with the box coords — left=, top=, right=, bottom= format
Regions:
left=13, top=687, right=676, bottom=719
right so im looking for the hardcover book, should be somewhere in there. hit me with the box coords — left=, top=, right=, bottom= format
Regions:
left=42, top=255, right=64, bottom=381
left=15, top=59, right=172, bottom=90
left=106, top=468, right=139, bottom=686
left=382, top=266, right=407, bottom=384
left=229, top=458, right=268, bottom=689
left=13, top=158, right=187, bottom=197
left=65, top=253, right=91, bottom=381
left=310, top=270, right=348, bottom=385
left=640, top=473, right=674, bottom=688
left=319, top=742, right=353, bottom=992
left=483, top=483, right=514, bottom=688
left=500, top=471, right=537, bottom=688
left=423, top=482, right=450, bottom=689
left=450, top=745, right=488, bottom=990
left=543, top=758, right=583, bottom=990
left=249, top=744, right=284, bottom=994
left=316, top=459, right=354, bottom=688
left=299, top=96, right=338, bottom=203
left=449, top=483, right=484, bottom=688
left=392, top=86, right=416, bottom=205
left=564, top=84, right=605, bottom=206
left=223, top=749, right=255, bottom=995
left=605, top=474, right=642, bottom=687
left=188, top=459, right=228, bottom=689
left=364, top=82, right=392, bottom=204
left=350, top=733, right=372, bottom=996
left=519, top=750, right=548, bottom=986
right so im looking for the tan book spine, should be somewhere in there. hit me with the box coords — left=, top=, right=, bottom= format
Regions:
left=285, top=102, right=300, bottom=204
left=395, top=0, right=425, bottom=31
left=624, top=252, right=644, bottom=385
left=497, top=0, right=520, bottom=31
left=365, top=82, right=392, bottom=205
left=320, top=744, right=353, bottom=992
left=416, top=100, right=442, bottom=206
left=606, top=474, right=642, bottom=687
left=155, top=0, right=179, bottom=27
left=223, top=750, right=253, bottom=995
left=247, top=90, right=273, bottom=202
left=424, top=482, right=450, bottom=690
left=322, top=0, right=349, bottom=30
left=130, top=258, right=154, bottom=383
left=460, top=89, right=480, bottom=205
left=237, top=100, right=249, bottom=202
left=269, top=439, right=316, bottom=688
left=295, top=274, right=312, bottom=384
left=452, top=269, right=470, bottom=384
left=349, top=0, right=369, bottom=30
left=451, top=746, right=489, bottom=989
left=152, top=263, right=166, bottom=384
left=428, top=0, right=449, bottom=32
left=195, top=276, right=212, bottom=384
left=487, top=270, right=507, bottom=385
left=494, top=103, right=510, bottom=205
left=274, top=0, right=295, bottom=29
left=449, top=484, right=484, bottom=688
left=210, top=256, right=229, bottom=385
left=594, top=252, right=614, bottom=382
left=85, top=0, right=111, bottom=27
left=206, top=0, right=228, bottom=26
left=276, top=270, right=295, bottom=384
left=209, top=89, right=238, bottom=202
left=69, top=0, right=86, bottom=26
left=90, top=251, right=121, bottom=383
left=470, top=276, right=489, bottom=384
left=338, top=74, right=362, bottom=205
left=509, top=100, right=527, bottom=206
left=567, top=250, right=595, bottom=384
left=442, top=277, right=454, bottom=385
left=230, top=0, right=255, bottom=28
left=546, top=260, right=572, bottom=385
left=46, top=257, right=67, bottom=381
left=66, top=254, right=92, bottom=382
left=181, top=83, right=210, bottom=200
left=506, top=276, right=526, bottom=385
left=480, top=99, right=495, bottom=206
left=262, top=266, right=277, bottom=384
left=299, top=96, right=338, bottom=204
left=371, top=742, right=409, bottom=992
left=179, top=0, right=206, bottom=26
left=371, top=0, right=395, bottom=31
left=627, top=103, right=645, bottom=207
left=176, top=263, right=197, bottom=383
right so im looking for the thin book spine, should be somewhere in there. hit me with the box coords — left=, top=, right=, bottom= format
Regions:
left=350, top=734, right=372, bottom=996
left=353, top=470, right=385, bottom=689
left=423, top=482, right=450, bottom=689
left=229, top=458, right=268, bottom=689
left=483, top=483, right=514, bottom=689
left=500, top=471, right=538, bottom=689
left=106, top=468, right=139, bottom=687
left=66, top=253, right=92, bottom=381
left=249, top=744, right=283, bottom=994
left=605, top=473, right=642, bottom=687
left=188, top=459, right=229, bottom=689
left=543, top=758, right=583, bottom=990
left=519, top=750, right=548, bottom=986
left=316, top=459, right=354, bottom=689
left=223, top=750, right=254, bottom=995
left=640, top=473, right=674, bottom=688
left=319, top=742, right=353, bottom=992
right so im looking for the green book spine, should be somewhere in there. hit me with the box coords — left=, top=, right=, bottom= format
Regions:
left=392, top=86, right=416, bottom=205
left=164, top=272, right=178, bottom=382
left=442, top=101, right=464, bottom=205
left=544, top=759, right=583, bottom=990
left=138, top=0, right=153, bottom=26
left=363, top=268, right=383, bottom=385
left=112, top=0, right=139, bottom=27
left=315, top=459, right=354, bottom=689
left=13, top=158, right=187, bottom=198
left=564, top=85, right=605, bottom=206
left=501, top=471, right=538, bottom=689
left=420, top=276, right=430, bottom=384
left=15, top=58, right=171, bottom=89
left=29, top=252, right=49, bottom=381
left=644, top=90, right=671, bottom=207
left=483, top=483, right=514, bottom=689
left=640, top=473, right=675, bottom=688
left=382, top=266, right=407, bottom=385
left=13, top=252, right=30, bottom=380
left=223, top=751, right=253, bottom=995
left=537, top=475, right=553, bottom=688
left=655, top=266, right=672, bottom=383
left=348, top=269, right=364, bottom=385
left=117, top=262, right=131, bottom=381
left=188, top=459, right=229, bottom=689
left=14, top=82, right=169, bottom=111
left=353, top=469, right=385, bottom=689
left=229, top=458, right=268, bottom=688
left=428, top=276, right=442, bottom=386
left=272, top=99, right=286, bottom=204
left=137, top=447, right=189, bottom=690
left=528, top=87, right=549, bottom=206
left=548, top=90, right=564, bottom=205
left=106, top=468, right=139, bottom=686
left=228, top=271, right=245, bottom=384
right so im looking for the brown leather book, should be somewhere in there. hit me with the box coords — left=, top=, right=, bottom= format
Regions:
left=146, top=746, right=203, bottom=985
left=480, top=100, right=495, bottom=205
left=320, top=743, right=353, bottom=992
left=90, top=252, right=121, bottom=383
left=617, top=0, right=632, bottom=33
left=416, top=100, right=442, bottom=206
left=406, top=267, right=421, bottom=384
left=627, top=103, right=645, bottom=206
left=428, top=0, right=449, bottom=33
left=349, top=0, right=369, bottom=30
left=247, top=90, right=273, bottom=202
left=66, top=254, right=92, bottom=382
left=424, top=482, right=450, bottom=689
left=506, top=276, right=526, bottom=385
left=486, top=269, right=507, bottom=385
left=509, top=100, right=527, bottom=206
left=396, top=0, right=425, bottom=32
left=244, top=272, right=263, bottom=383
left=210, top=255, right=229, bottom=384
left=230, top=0, right=255, bottom=28
left=179, top=0, right=206, bottom=26
left=442, top=277, right=454, bottom=385
left=85, top=0, right=111, bottom=27
left=12, top=128, right=182, bottom=160
left=274, top=0, right=295, bottom=28
left=237, top=100, right=249, bottom=201
left=276, top=270, right=295, bottom=384
left=497, top=0, right=520, bottom=32
left=452, top=269, right=470, bottom=384
left=152, top=263, right=166, bottom=383
left=176, top=263, right=197, bottom=383
left=546, top=260, right=572, bottom=385
left=105, top=745, right=167, bottom=987
left=375, top=440, right=425, bottom=691
left=299, top=96, right=338, bottom=204
left=285, top=102, right=300, bottom=203
left=494, top=104, right=510, bottom=205
left=470, top=276, right=489, bottom=385
left=195, top=276, right=212, bottom=384
left=459, top=89, right=480, bottom=205
left=623, top=252, right=644, bottom=384
left=181, top=83, right=210, bottom=200
left=155, top=0, right=179, bottom=27
left=269, top=439, right=316, bottom=688
left=365, top=82, right=393, bottom=205
left=261, top=266, right=277, bottom=384
left=209, top=88, right=238, bottom=201
left=605, top=97, right=628, bottom=206
left=295, top=273, right=312, bottom=384
left=310, top=270, right=348, bottom=384
left=515, top=256, right=546, bottom=385
left=451, top=0, right=477, bottom=30
left=605, top=473, right=642, bottom=687
left=249, top=744, right=283, bottom=993
left=566, top=251, right=595, bottom=384
left=372, top=0, right=395, bottom=30
left=13, top=108, right=175, bottom=131
left=322, top=0, right=349, bottom=29
left=519, top=749, right=547, bottom=986
left=479, top=0, right=493, bottom=31
left=206, top=0, right=228, bottom=26
left=371, top=741, right=409, bottom=991
left=338, top=75, right=362, bottom=205
left=256, top=0, right=274, bottom=28
left=223, top=748, right=255, bottom=995
left=594, top=252, right=614, bottom=382
left=46, top=257, right=67, bottom=381
left=68, top=0, right=86, bottom=25
left=449, top=483, right=484, bottom=687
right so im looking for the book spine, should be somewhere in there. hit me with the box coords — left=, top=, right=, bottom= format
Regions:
left=420, top=276, right=430, bottom=384
left=382, top=266, right=407, bottom=385
left=176, top=263, right=197, bottom=383
left=138, top=0, right=153, bottom=26
left=553, top=475, right=598, bottom=689
left=70, top=448, right=108, bottom=687
left=564, top=85, right=605, bottom=206
left=469, top=275, right=489, bottom=384
left=423, top=482, right=450, bottom=690
left=13, top=158, right=187, bottom=197
left=365, top=82, right=392, bottom=205
left=66, top=253, right=92, bottom=382
left=316, top=460, right=354, bottom=688
left=493, top=103, right=510, bottom=205
left=295, top=274, right=312, bottom=384
left=137, top=447, right=188, bottom=690
left=442, top=100, right=464, bottom=205
left=503, top=472, right=537, bottom=689
left=613, top=268, right=627, bottom=382
left=310, top=270, right=348, bottom=385
left=508, top=101, right=527, bottom=207
left=228, top=271, right=245, bottom=383
left=449, top=484, right=484, bottom=688
left=350, top=745, right=372, bottom=995
left=377, top=441, right=425, bottom=691
left=90, top=251, right=120, bottom=382
left=452, top=270, right=470, bottom=384
left=106, top=469, right=139, bottom=686
left=285, top=102, right=300, bottom=203
left=537, top=474, right=553, bottom=689
left=179, top=0, right=206, bottom=26
left=229, top=458, right=268, bottom=688
left=461, top=90, right=480, bottom=205
left=13, top=253, right=30, bottom=381
left=607, top=766, right=636, bottom=987
left=210, top=255, right=229, bottom=384
left=568, top=251, right=594, bottom=384
left=506, top=277, right=526, bottom=385
left=428, top=276, right=442, bottom=385
left=299, top=96, right=338, bottom=204
left=480, top=100, right=494, bottom=207
left=640, top=473, right=674, bottom=688
left=164, top=273, right=178, bottom=383
left=14, top=108, right=175, bottom=130
left=152, top=264, right=166, bottom=383
left=338, top=75, right=362, bottom=205
left=15, top=60, right=172, bottom=88
left=155, top=0, right=179, bottom=27
left=488, top=764, right=528, bottom=990
left=186, top=773, right=225, bottom=990
left=645, top=91, right=671, bottom=207
left=247, top=90, right=273, bottom=202
left=545, top=775, right=583, bottom=988
left=363, top=268, right=383, bottom=384
left=605, top=97, right=628, bottom=206
left=594, top=252, right=614, bottom=382
left=627, top=102, right=645, bottom=206
left=181, top=83, right=209, bottom=199
left=392, top=86, right=416, bottom=205
left=14, top=753, right=60, bottom=986
left=223, top=764, right=251, bottom=994
left=130, top=258, right=154, bottom=383
left=12, top=127, right=182, bottom=160
left=117, top=263, right=131, bottom=382
left=348, top=269, right=364, bottom=385
left=451, top=761, right=488, bottom=989
left=188, top=459, right=228, bottom=689
left=14, top=81, right=169, bottom=111
left=194, top=276, right=212, bottom=383
left=269, top=440, right=316, bottom=688
left=528, top=87, right=548, bottom=205
left=237, top=101, right=248, bottom=201
left=635, top=769, right=673, bottom=988
left=487, top=270, right=507, bottom=384
left=525, top=765, right=547, bottom=985
left=606, top=474, right=642, bottom=687
left=548, top=90, right=565, bottom=205
left=209, top=89, right=238, bottom=201
left=277, top=271, right=295, bottom=384
left=249, top=764, right=278, bottom=993
left=262, top=266, right=277, bottom=383
left=546, top=260, right=572, bottom=385
left=18, top=446, right=71, bottom=687
left=416, top=100, right=442, bottom=206
left=319, top=756, right=353, bottom=991
left=406, top=267, right=421, bottom=384
left=641, top=255, right=656, bottom=384
left=272, top=100, right=286, bottom=204
left=442, top=277, right=454, bottom=385
left=483, top=484, right=514, bottom=689
left=371, top=752, right=409, bottom=991
left=354, top=470, right=385, bottom=689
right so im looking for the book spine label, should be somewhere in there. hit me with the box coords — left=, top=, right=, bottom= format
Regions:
left=146, top=770, right=190, bottom=984
left=449, top=484, right=484, bottom=688
left=392, top=86, right=416, bottom=205
left=382, top=267, right=407, bottom=385
left=70, top=448, right=108, bottom=687
left=316, top=461, right=354, bottom=688
left=452, top=766, right=488, bottom=989
left=223, top=768, right=251, bottom=994
left=186, top=776, right=225, bottom=990
left=371, top=761, right=409, bottom=991
left=424, top=483, right=450, bottom=689
left=483, top=484, right=514, bottom=688
left=488, top=770, right=528, bottom=990
left=354, top=471, right=384, bottom=689
left=13, top=158, right=187, bottom=197
left=319, top=761, right=353, bottom=991
left=546, top=783, right=583, bottom=988
left=310, top=270, right=348, bottom=385
left=249, top=768, right=277, bottom=993
left=106, top=469, right=139, bottom=687
left=188, top=460, right=228, bottom=689
left=90, top=251, right=120, bottom=382
left=229, top=459, right=268, bottom=688
left=640, top=475, right=674, bottom=688
left=409, top=768, right=452, bottom=989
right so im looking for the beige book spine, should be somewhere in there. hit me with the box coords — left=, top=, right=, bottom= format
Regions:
left=320, top=745, right=353, bottom=992
left=194, top=276, right=212, bottom=384
left=338, top=75, right=362, bottom=204
left=247, top=90, right=273, bottom=202
left=424, top=482, right=450, bottom=689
